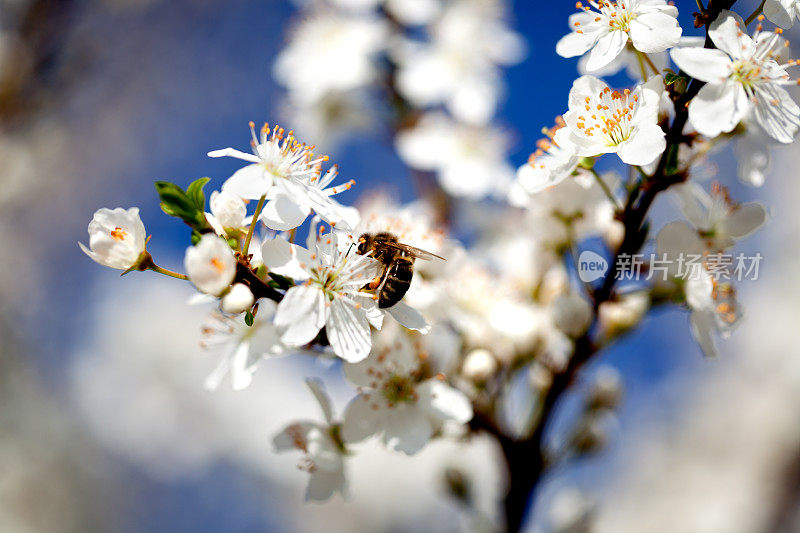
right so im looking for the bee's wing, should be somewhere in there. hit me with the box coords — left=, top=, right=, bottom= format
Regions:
left=382, top=241, right=445, bottom=261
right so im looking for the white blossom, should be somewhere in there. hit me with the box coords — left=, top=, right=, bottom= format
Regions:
left=201, top=302, right=286, bottom=391
left=393, top=0, right=524, bottom=124
left=340, top=328, right=472, bottom=455
left=461, top=348, right=498, bottom=383
left=274, top=379, right=347, bottom=501
left=555, top=75, right=666, bottom=166
left=79, top=207, right=146, bottom=270
left=220, top=283, right=254, bottom=315
left=396, top=113, right=515, bottom=198
left=273, top=13, right=387, bottom=104
left=670, top=10, right=800, bottom=143
left=184, top=234, right=237, bottom=296
left=262, top=233, right=381, bottom=362
left=673, top=182, right=767, bottom=250
left=764, top=0, right=800, bottom=28
left=556, top=0, right=682, bottom=72
left=206, top=190, right=247, bottom=237
left=512, top=118, right=580, bottom=195
left=514, top=169, right=622, bottom=249
left=209, top=123, right=359, bottom=231
left=656, top=221, right=742, bottom=357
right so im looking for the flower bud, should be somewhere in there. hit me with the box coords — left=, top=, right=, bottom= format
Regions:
left=185, top=234, right=237, bottom=295
left=528, top=361, right=553, bottom=392
left=603, top=219, right=625, bottom=250
left=221, top=283, right=255, bottom=314
left=597, top=291, right=649, bottom=339
left=461, top=348, right=498, bottom=383
left=210, top=190, right=247, bottom=229
left=79, top=207, right=146, bottom=269
left=586, top=366, right=622, bottom=411
left=550, top=488, right=594, bottom=533
left=551, top=293, right=593, bottom=337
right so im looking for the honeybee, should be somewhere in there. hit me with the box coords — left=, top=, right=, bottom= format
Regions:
left=357, top=232, right=444, bottom=309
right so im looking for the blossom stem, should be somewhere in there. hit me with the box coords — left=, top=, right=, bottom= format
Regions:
left=148, top=264, right=189, bottom=281
left=589, top=168, right=621, bottom=210
left=635, top=51, right=649, bottom=81
left=641, top=53, right=660, bottom=76
left=745, top=0, right=766, bottom=25
left=242, top=194, right=266, bottom=256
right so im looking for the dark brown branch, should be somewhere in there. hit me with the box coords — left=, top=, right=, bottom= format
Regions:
left=478, top=2, right=739, bottom=531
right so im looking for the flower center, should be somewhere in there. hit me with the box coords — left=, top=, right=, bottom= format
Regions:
left=574, top=1, right=636, bottom=33
left=110, top=227, right=127, bottom=241
left=730, top=59, right=764, bottom=90
left=210, top=257, right=225, bottom=273
left=381, top=374, right=418, bottom=405
left=575, top=86, right=638, bottom=146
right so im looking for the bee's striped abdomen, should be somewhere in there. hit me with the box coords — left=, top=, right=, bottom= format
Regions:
left=378, top=258, right=414, bottom=308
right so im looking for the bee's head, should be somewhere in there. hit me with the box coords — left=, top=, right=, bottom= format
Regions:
left=357, top=233, right=372, bottom=255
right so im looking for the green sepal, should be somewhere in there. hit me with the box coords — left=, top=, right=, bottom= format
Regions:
left=244, top=310, right=255, bottom=327
left=269, top=272, right=295, bottom=290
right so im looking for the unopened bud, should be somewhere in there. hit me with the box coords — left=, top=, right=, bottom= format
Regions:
left=529, top=361, right=553, bottom=392
left=551, top=293, right=593, bottom=337
left=597, top=291, right=649, bottom=339
left=570, top=413, right=610, bottom=455
left=603, top=219, right=625, bottom=249
left=586, top=366, right=622, bottom=411
left=210, top=190, right=247, bottom=229
left=221, top=283, right=255, bottom=314
left=461, top=349, right=498, bottom=383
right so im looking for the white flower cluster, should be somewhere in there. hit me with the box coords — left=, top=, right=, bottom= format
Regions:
left=275, top=0, right=523, bottom=199
left=80, top=0, right=793, bottom=521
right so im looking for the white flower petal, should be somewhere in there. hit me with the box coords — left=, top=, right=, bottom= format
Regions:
left=306, top=378, right=335, bottom=425
left=341, top=394, right=384, bottom=443
left=690, top=309, right=719, bottom=357
left=276, top=285, right=327, bottom=346
left=585, top=30, right=627, bottom=72
left=752, top=83, right=800, bottom=144
left=326, top=298, right=371, bottom=363
left=387, top=301, right=430, bottom=334
left=306, top=467, right=346, bottom=502
left=688, top=81, right=749, bottom=138
left=722, top=203, right=767, bottom=238
left=260, top=192, right=311, bottom=231
left=261, top=237, right=313, bottom=280
left=617, top=122, right=666, bottom=165
left=416, top=380, right=473, bottom=424
left=207, top=147, right=261, bottom=163
left=708, top=10, right=751, bottom=58
left=764, top=0, right=796, bottom=28
left=230, top=341, right=256, bottom=391
left=669, top=47, right=732, bottom=83
left=629, top=11, right=682, bottom=53
left=221, top=163, right=273, bottom=200
left=382, top=405, right=433, bottom=455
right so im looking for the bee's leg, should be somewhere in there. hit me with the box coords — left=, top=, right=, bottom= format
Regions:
left=368, top=277, right=382, bottom=290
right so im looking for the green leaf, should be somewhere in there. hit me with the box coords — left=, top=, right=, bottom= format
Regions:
left=154, top=180, right=212, bottom=232
left=244, top=310, right=254, bottom=327
left=186, top=177, right=210, bottom=211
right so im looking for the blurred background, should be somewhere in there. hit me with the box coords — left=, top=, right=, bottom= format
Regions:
left=2, top=0, right=799, bottom=531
